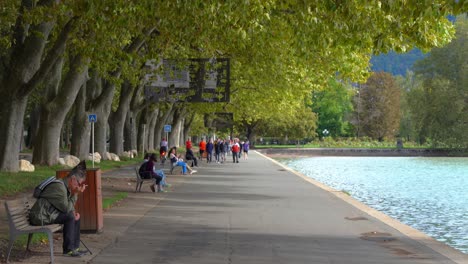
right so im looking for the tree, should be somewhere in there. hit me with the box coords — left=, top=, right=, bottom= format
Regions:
left=357, top=72, right=401, bottom=141
left=1, top=1, right=465, bottom=171
left=395, top=71, right=424, bottom=142
left=0, top=1, right=77, bottom=171
left=410, top=15, right=468, bottom=147
left=312, top=79, right=354, bottom=138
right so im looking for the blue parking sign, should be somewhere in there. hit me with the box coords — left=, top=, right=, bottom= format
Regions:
left=88, top=114, right=97, bottom=123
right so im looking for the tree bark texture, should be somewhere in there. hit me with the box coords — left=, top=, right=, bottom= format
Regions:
left=71, top=71, right=117, bottom=160
left=154, top=104, right=175, bottom=149
left=32, top=55, right=89, bottom=165
left=108, top=80, right=134, bottom=155
left=169, top=107, right=186, bottom=148
left=94, top=95, right=113, bottom=159
left=0, top=21, right=54, bottom=171
left=125, top=83, right=147, bottom=152
left=147, top=108, right=159, bottom=152
left=137, top=107, right=149, bottom=154
left=183, top=113, right=195, bottom=146
left=124, top=112, right=136, bottom=152
left=0, top=97, right=28, bottom=171
left=70, top=84, right=91, bottom=159
left=27, top=105, right=42, bottom=149
left=0, top=8, right=77, bottom=171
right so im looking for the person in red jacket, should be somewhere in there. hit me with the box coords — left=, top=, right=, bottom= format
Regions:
left=185, top=137, right=192, bottom=151
left=231, top=138, right=240, bottom=163
left=199, top=138, right=206, bottom=161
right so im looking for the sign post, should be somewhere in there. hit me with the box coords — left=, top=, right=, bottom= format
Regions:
left=88, top=114, right=97, bottom=168
left=164, top=125, right=171, bottom=148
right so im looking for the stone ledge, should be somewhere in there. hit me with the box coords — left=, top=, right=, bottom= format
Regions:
left=256, top=148, right=468, bottom=157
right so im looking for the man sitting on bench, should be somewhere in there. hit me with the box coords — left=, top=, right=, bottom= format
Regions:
left=29, top=161, right=88, bottom=257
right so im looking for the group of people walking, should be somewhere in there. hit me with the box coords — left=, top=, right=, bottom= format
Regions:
left=187, top=137, right=250, bottom=164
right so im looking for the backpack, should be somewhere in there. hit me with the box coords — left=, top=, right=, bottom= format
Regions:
left=232, top=144, right=239, bottom=153
left=33, top=176, right=63, bottom=198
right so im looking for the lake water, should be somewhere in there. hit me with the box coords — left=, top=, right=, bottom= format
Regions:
left=278, top=156, right=468, bottom=254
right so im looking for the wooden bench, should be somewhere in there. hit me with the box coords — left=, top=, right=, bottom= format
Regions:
left=134, top=167, right=154, bottom=192
left=4, top=199, right=62, bottom=264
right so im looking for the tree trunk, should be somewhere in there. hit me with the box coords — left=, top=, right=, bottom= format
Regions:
left=169, top=107, right=186, bottom=148
left=0, top=97, right=28, bottom=171
left=137, top=107, right=149, bottom=154
left=180, top=118, right=187, bottom=147
left=108, top=80, right=134, bottom=155
left=27, top=105, right=41, bottom=149
left=125, top=82, right=148, bottom=152
left=147, top=108, right=159, bottom=151
left=0, top=20, right=55, bottom=171
left=61, top=121, right=71, bottom=150
left=94, top=96, right=113, bottom=159
left=154, top=104, right=175, bottom=149
left=153, top=110, right=164, bottom=151
left=183, top=113, right=195, bottom=146
left=70, top=84, right=91, bottom=159
left=70, top=70, right=117, bottom=160
left=33, top=55, right=89, bottom=165
left=124, top=112, right=136, bottom=151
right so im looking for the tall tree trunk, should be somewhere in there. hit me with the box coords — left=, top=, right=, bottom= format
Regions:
left=153, top=111, right=163, bottom=151
left=70, top=70, right=117, bottom=160
left=154, top=104, right=175, bottom=149
left=0, top=20, right=55, bottom=171
left=0, top=10, right=77, bottom=171
left=137, top=107, right=149, bottom=154
left=124, top=112, right=135, bottom=152
left=125, top=82, right=148, bottom=152
left=169, top=106, right=186, bottom=148
left=70, top=83, right=91, bottom=159
left=183, top=113, right=195, bottom=146
left=147, top=108, right=159, bottom=152
left=33, top=55, right=89, bottom=165
left=179, top=118, right=186, bottom=147
left=0, top=97, right=28, bottom=171
left=94, top=94, right=113, bottom=159
left=109, top=80, right=134, bottom=155
left=27, top=105, right=41, bottom=149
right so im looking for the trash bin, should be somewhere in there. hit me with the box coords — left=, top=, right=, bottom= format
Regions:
left=56, top=168, right=103, bottom=233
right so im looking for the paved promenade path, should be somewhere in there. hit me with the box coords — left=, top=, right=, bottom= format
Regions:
left=90, top=151, right=464, bottom=264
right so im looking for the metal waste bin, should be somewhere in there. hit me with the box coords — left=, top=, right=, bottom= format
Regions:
left=56, top=168, right=103, bottom=233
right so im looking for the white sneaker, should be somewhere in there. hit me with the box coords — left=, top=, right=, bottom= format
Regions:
left=190, top=170, right=197, bottom=175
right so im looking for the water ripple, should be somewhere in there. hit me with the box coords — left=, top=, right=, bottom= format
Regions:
left=278, top=156, right=468, bottom=254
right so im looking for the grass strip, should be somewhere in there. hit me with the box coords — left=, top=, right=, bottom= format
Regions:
left=102, top=192, right=128, bottom=210
left=0, top=158, right=140, bottom=198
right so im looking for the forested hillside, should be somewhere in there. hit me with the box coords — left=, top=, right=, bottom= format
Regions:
left=370, top=49, right=427, bottom=76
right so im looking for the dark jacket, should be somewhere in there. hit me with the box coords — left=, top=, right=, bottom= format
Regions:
left=29, top=179, right=77, bottom=226
left=186, top=149, right=196, bottom=160
left=206, top=142, right=214, bottom=153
